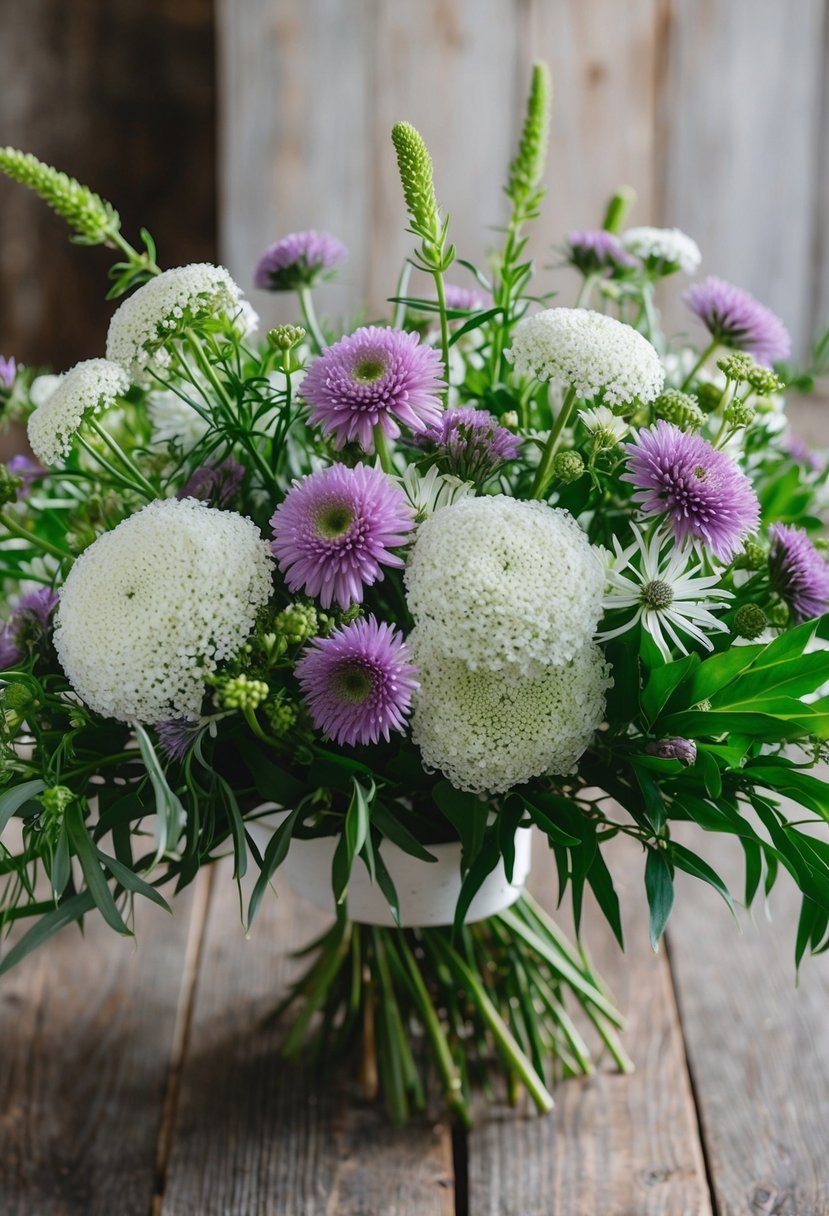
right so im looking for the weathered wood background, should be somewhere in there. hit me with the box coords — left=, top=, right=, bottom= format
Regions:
left=1, top=0, right=827, bottom=370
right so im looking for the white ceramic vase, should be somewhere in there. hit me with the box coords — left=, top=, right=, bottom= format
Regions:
left=247, top=808, right=532, bottom=928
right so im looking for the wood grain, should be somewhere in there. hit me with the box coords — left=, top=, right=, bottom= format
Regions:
left=0, top=875, right=208, bottom=1216
left=669, top=834, right=829, bottom=1216
left=466, top=838, right=713, bottom=1216
left=159, top=861, right=455, bottom=1215
left=0, top=0, right=216, bottom=369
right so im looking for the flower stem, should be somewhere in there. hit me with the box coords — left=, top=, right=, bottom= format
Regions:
left=432, top=269, right=451, bottom=402
left=76, top=435, right=153, bottom=502
left=87, top=418, right=158, bottom=499
left=0, top=511, right=73, bottom=563
left=373, top=424, right=394, bottom=475
left=576, top=272, right=599, bottom=309
left=298, top=285, right=327, bottom=353
left=680, top=338, right=718, bottom=392
left=530, top=385, right=578, bottom=500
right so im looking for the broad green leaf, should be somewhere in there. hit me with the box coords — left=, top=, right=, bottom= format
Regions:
left=641, top=653, right=699, bottom=725
left=645, top=848, right=674, bottom=951
left=0, top=780, right=46, bottom=835
left=668, top=841, right=735, bottom=916
left=372, top=842, right=401, bottom=927
left=453, top=834, right=500, bottom=938
left=434, top=781, right=488, bottom=864
left=586, top=847, right=624, bottom=948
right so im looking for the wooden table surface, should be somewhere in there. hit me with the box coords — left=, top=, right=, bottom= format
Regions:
left=1, top=827, right=828, bottom=1216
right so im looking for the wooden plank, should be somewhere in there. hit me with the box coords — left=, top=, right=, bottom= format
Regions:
left=812, top=1, right=829, bottom=347
left=656, top=0, right=826, bottom=355
left=467, top=838, right=713, bottom=1216
left=0, top=873, right=208, bottom=1216
left=216, top=0, right=374, bottom=333
left=0, top=0, right=216, bottom=370
left=668, top=834, right=829, bottom=1215
left=160, top=860, right=455, bottom=1215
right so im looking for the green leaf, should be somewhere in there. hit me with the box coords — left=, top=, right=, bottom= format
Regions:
left=134, top=724, right=186, bottom=862
left=743, top=762, right=829, bottom=821
left=372, top=842, right=401, bottom=927
left=97, top=849, right=171, bottom=913
left=453, top=833, right=500, bottom=938
left=520, top=794, right=580, bottom=846
left=586, top=847, right=624, bottom=948
left=668, top=841, right=735, bottom=916
left=332, top=778, right=374, bottom=905
left=65, top=803, right=131, bottom=936
left=0, top=890, right=95, bottom=977
left=641, top=653, right=699, bottom=725
left=236, top=740, right=309, bottom=807
left=645, top=848, right=674, bottom=951
left=0, top=779, right=46, bottom=835
left=448, top=307, right=503, bottom=347
left=371, top=801, right=437, bottom=863
left=499, top=795, right=528, bottom=883
left=50, top=821, right=71, bottom=899
left=433, top=781, right=488, bottom=864
left=247, top=805, right=303, bottom=927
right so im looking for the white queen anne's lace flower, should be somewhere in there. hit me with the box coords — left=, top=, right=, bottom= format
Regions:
left=106, top=263, right=244, bottom=379
left=623, top=226, right=702, bottom=275
left=507, top=308, right=664, bottom=408
left=405, top=495, right=604, bottom=676
left=55, top=498, right=273, bottom=723
left=27, top=359, right=129, bottom=465
left=410, top=630, right=611, bottom=795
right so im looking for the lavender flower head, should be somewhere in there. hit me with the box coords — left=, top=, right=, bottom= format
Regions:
left=768, top=524, right=829, bottom=623
left=685, top=276, right=791, bottom=366
left=296, top=614, right=418, bottom=747
left=271, top=462, right=414, bottom=610
left=623, top=420, right=760, bottom=561
left=7, top=455, right=44, bottom=499
left=442, top=283, right=493, bottom=312
left=564, top=230, right=636, bottom=276
left=254, top=230, right=347, bottom=292
left=0, top=355, right=16, bottom=391
left=156, top=718, right=201, bottom=762
left=302, top=326, right=445, bottom=453
left=0, top=586, right=59, bottom=669
left=178, top=457, right=246, bottom=508
left=422, top=406, right=520, bottom=482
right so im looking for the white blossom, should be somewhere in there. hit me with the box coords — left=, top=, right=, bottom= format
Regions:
left=405, top=495, right=604, bottom=676
left=29, top=373, right=63, bottom=408
left=623, top=226, right=701, bottom=275
left=106, top=263, right=244, bottom=379
left=599, top=524, right=732, bottom=662
left=147, top=388, right=210, bottom=452
left=507, top=309, right=664, bottom=408
left=27, top=359, right=129, bottom=465
left=397, top=464, right=475, bottom=520
left=578, top=405, right=629, bottom=446
left=55, top=498, right=273, bottom=723
left=410, top=630, right=610, bottom=795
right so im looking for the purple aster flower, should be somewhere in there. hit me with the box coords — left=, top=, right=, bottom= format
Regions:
left=7, top=455, right=45, bottom=499
left=441, top=283, right=493, bottom=312
left=156, top=717, right=201, bottom=762
left=296, top=615, right=418, bottom=747
left=178, top=457, right=246, bottom=508
left=645, top=737, right=697, bottom=766
left=422, top=406, right=520, bottom=482
left=565, top=230, right=637, bottom=276
left=0, top=356, right=16, bottom=391
left=623, top=420, right=760, bottom=561
left=302, top=326, right=445, bottom=453
left=768, top=524, right=829, bottom=623
left=271, top=462, right=414, bottom=610
left=254, top=230, right=347, bottom=292
left=0, top=586, right=58, bottom=669
left=784, top=434, right=823, bottom=474
left=684, top=276, right=791, bottom=366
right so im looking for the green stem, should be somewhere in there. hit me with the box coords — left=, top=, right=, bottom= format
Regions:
left=77, top=434, right=153, bottom=501
left=576, top=273, right=599, bottom=309
left=391, top=261, right=412, bottom=330
left=298, top=285, right=326, bottom=353
left=87, top=418, right=158, bottom=499
left=373, top=424, right=394, bottom=475
left=0, top=511, right=72, bottom=563
left=432, top=934, right=555, bottom=1115
left=432, top=269, right=450, bottom=399
left=680, top=339, right=718, bottom=392
left=529, top=385, right=578, bottom=500
left=185, top=333, right=235, bottom=411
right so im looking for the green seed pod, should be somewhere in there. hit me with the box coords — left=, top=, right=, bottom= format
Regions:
left=734, top=603, right=767, bottom=639
left=552, top=450, right=585, bottom=484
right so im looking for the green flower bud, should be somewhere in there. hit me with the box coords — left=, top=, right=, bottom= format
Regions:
left=217, top=674, right=270, bottom=712
left=274, top=602, right=318, bottom=646
left=601, top=186, right=637, bottom=235
left=733, top=539, right=766, bottom=571
left=501, top=410, right=520, bottom=430
left=552, top=450, right=584, bottom=484
left=769, top=601, right=789, bottom=627
left=734, top=603, right=767, bottom=639
left=747, top=366, right=784, bottom=397
left=39, top=785, right=74, bottom=819
left=3, top=682, right=38, bottom=712
left=717, top=352, right=754, bottom=383
left=652, top=389, right=704, bottom=431
left=0, top=463, right=23, bottom=506
left=0, top=147, right=120, bottom=245
left=268, top=324, right=306, bottom=352
left=725, top=398, right=756, bottom=429
left=695, top=382, right=723, bottom=415
left=265, top=697, right=299, bottom=738
left=506, top=62, right=552, bottom=216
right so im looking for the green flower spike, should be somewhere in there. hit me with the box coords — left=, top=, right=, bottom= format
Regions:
left=505, top=61, right=553, bottom=221
left=391, top=121, right=453, bottom=274
left=0, top=147, right=120, bottom=245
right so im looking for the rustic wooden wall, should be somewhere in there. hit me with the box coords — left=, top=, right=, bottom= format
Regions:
left=0, top=0, right=216, bottom=371
left=218, top=0, right=829, bottom=360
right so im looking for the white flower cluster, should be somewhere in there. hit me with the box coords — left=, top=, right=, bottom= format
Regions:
left=55, top=498, right=273, bottom=723
left=106, top=263, right=243, bottom=379
left=406, top=496, right=604, bottom=674
left=410, top=630, right=611, bottom=795
left=623, top=226, right=701, bottom=275
left=405, top=495, right=609, bottom=793
left=507, top=308, right=664, bottom=408
left=27, top=359, right=129, bottom=465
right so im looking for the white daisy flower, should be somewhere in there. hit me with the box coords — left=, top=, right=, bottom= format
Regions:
left=578, top=405, right=629, bottom=447
left=599, top=524, right=732, bottom=662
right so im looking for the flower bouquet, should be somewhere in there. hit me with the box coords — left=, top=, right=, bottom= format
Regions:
left=2, top=62, right=829, bottom=1127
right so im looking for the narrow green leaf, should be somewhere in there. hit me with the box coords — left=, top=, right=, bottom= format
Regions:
left=97, top=848, right=171, bottom=913
left=247, top=805, right=302, bottom=927
left=371, top=801, right=437, bottom=863
left=0, top=891, right=95, bottom=976
left=645, top=848, right=674, bottom=951
left=65, top=803, right=131, bottom=936
left=586, top=847, right=624, bottom=948
left=0, top=779, right=46, bottom=835
left=669, top=841, right=735, bottom=916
